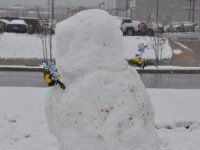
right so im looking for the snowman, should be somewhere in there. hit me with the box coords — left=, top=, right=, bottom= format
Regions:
left=45, top=9, right=158, bottom=150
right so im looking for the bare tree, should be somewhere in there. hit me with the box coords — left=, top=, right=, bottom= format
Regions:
left=38, top=27, right=49, bottom=63
left=34, top=6, right=42, bottom=19
left=145, top=33, right=166, bottom=65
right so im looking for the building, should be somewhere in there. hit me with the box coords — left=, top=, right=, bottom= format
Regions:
left=106, top=0, right=136, bottom=18
left=115, top=0, right=126, bottom=10
left=135, top=0, right=200, bottom=24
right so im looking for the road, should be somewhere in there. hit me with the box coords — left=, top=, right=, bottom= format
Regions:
left=140, top=73, right=200, bottom=89
left=0, top=71, right=46, bottom=87
left=0, top=71, right=200, bottom=89
left=168, top=34, right=200, bottom=66
left=169, top=39, right=200, bottom=66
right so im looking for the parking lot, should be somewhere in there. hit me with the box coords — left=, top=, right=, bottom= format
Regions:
left=169, top=37, right=200, bottom=66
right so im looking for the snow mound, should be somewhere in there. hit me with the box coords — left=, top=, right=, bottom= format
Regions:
left=45, top=9, right=158, bottom=150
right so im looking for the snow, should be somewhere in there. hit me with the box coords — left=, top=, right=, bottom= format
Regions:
left=8, top=19, right=27, bottom=25
left=123, top=36, right=173, bottom=60
left=0, top=31, right=172, bottom=61
left=148, top=89, right=200, bottom=150
left=0, top=9, right=198, bottom=150
left=45, top=9, right=158, bottom=150
left=0, top=87, right=200, bottom=150
left=0, top=87, right=58, bottom=150
left=0, top=19, right=10, bottom=24
left=0, top=33, right=55, bottom=59
left=173, top=49, right=182, bottom=54
left=148, top=89, right=200, bottom=126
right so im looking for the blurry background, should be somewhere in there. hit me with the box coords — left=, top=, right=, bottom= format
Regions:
left=0, top=0, right=199, bottom=23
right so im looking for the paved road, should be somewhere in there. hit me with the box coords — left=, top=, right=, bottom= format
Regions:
left=169, top=38, right=200, bottom=66
left=140, top=73, right=200, bottom=89
left=0, top=71, right=200, bottom=89
left=0, top=71, right=46, bottom=87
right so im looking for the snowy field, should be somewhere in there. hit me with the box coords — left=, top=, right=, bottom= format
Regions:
left=0, top=33, right=56, bottom=59
left=0, top=33, right=172, bottom=60
left=123, top=36, right=173, bottom=59
left=0, top=87, right=200, bottom=150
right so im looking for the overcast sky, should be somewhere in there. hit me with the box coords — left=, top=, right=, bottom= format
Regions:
left=0, top=0, right=103, bottom=7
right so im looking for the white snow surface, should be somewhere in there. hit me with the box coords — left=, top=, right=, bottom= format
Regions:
left=1, top=87, right=200, bottom=150
left=0, top=87, right=58, bottom=150
left=45, top=9, right=158, bottom=150
left=0, top=30, right=173, bottom=61
left=8, top=20, right=27, bottom=25
left=123, top=36, right=173, bottom=60
left=173, top=49, right=182, bottom=55
left=0, top=33, right=56, bottom=59
left=0, top=19, right=10, bottom=24
left=148, top=89, right=200, bottom=150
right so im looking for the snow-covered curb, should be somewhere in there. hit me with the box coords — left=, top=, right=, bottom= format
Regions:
left=130, top=66, right=200, bottom=74
left=0, top=65, right=43, bottom=71
left=1, top=65, right=200, bottom=73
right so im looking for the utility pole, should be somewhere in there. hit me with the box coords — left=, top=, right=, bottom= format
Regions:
left=156, top=0, right=159, bottom=28
left=19, top=0, right=22, bottom=17
left=107, top=0, right=110, bottom=11
left=192, top=0, right=196, bottom=22
left=126, top=0, right=129, bottom=18
left=99, top=3, right=105, bottom=9
left=52, top=0, right=55, bottom=21
left=48, top=0, right=50, bottom=20
left=50, top=0, right=55, bottom=60
left=187, top=0, right=192, bottom=21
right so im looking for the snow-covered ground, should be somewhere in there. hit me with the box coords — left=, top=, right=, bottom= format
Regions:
left=0, top=87, right=199, bottom=150
left=0, top=87, right=58, bottom=150
left=149, top=89, right=200, bottom=150
left=0, top=33, right=56, bottom=59
left=0, top=33, right=172, bottom=60
left=123, top=36, right=173, bottom=60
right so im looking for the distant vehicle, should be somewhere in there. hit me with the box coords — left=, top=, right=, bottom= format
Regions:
left=148, top=22, right=164, bottom=33
left=0, top=24, right=4, bottom=33
left=138, top=23, right=155, bottom=36
left=195, top=25, right=199, bottom=32
left=164, top=21, right=197, bottom=33
left=6, top=19, right=28, bottom=33
left=2, top=17, right=41, bottom=34
left=181, top=21, right=196, bottom=32
left=113, top=16, right=154, bottom=36
left=21, top=17, right=41, bottom=33
left=0, top=19, right=9, bottom=32
left=114, top=16, right=138, bottom=35
left=164, top=22, right=180, bottom=33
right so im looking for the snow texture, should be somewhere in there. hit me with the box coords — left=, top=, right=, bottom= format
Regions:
left=1, top=87, right=200, bottom=150
left=8, top=19, right=27, bottom=25
left=0, top=33, right=56, bottom=59
left=0, top=87, right=58, bottom=150
left=123, top=36, right=173, bottom=60
left=45, top=9, right=158, bottom=150
left=0, top=32, right=173, bottom=61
